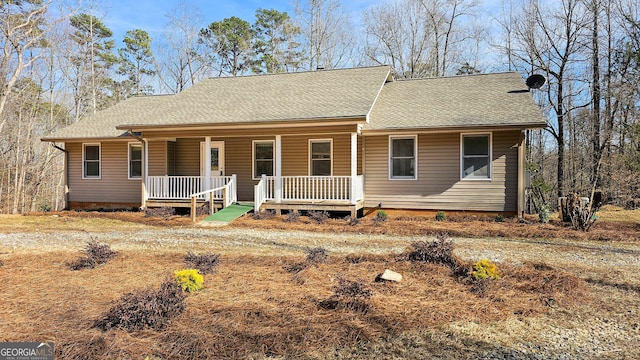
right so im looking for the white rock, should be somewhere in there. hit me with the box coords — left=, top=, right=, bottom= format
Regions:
left=379, top=269, right=402, bottom=282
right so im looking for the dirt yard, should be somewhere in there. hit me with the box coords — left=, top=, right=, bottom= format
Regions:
left=0, top=209, right=638, bottom=359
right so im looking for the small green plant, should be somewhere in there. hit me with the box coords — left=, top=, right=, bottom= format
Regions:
left=472, top=259, right=500, bottom=280
left=538, top=203, right=551, bottom=223
left=494, top=213, right=504, bottom=222
left=435, top=211, right=447, bottom=221
left=39, top=203, right=51, bottom=212
left=174, top=269, right=204, bottom=292
left=375, top=210, right=388, bottom=222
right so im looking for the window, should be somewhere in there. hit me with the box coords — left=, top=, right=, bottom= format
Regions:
left=389, top=136, right=416, bottom=179
left=128, top=143, right=142, bottom=179
left=461, top=134, right=491, bottom=179
left=253, top=140, right=274, bottom=178
left=82, top=143, right=100, bottom=179
left=309, top=139, right=332, bottom=176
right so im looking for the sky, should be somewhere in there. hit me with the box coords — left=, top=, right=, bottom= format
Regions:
left=98, top=0, right=381, bottom=42
left=93, top=0, right=503, bottom=50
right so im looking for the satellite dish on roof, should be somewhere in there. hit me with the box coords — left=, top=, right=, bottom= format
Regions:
left=526, top=74, right=546, bottom=89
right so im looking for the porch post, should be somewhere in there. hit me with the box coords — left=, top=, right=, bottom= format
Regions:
left=141, top=139, right=149, bottom=208
left=204, top=136, right=211, bottom=192
left=517, top=131, right=526, bottom=218
left=275, top=135, right=282, bottom=204
left=350, top=133, right=357, bottom=204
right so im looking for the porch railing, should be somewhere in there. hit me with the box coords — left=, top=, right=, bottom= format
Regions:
left=254, top=175, right=364, bottom=211
left=146, top=175, right=236, bottom=201
left=189, top=178, right=236, bottom=222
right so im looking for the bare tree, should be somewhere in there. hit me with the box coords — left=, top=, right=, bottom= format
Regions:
left=294, top=0, right=356, bottom=70
left=0, top=0, right=51, bottom=136
left=156, top=1, right=206, bottom=93
left=510, top=0, right=591, bottom=199
left=417, top=0, right=481, bottom=76
left=362, top=0, right=484, bottom=78
left=362, top=0, right=434, bottom=78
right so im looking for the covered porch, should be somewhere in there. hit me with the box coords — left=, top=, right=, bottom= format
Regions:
left=140, top=131, right=365, bottom=218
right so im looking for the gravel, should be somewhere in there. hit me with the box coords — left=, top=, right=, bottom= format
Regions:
left=1, top=222, right=639, bottom=359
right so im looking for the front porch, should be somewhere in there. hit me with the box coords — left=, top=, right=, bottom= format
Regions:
left=142, top=174, right=365, bottom=218
left=254, top=175, right=365, bottom=217
left=140, top=131, right=365, bottom=219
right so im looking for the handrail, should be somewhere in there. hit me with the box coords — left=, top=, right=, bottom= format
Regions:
left=190, top=179, right=235, bottom=222
left=254, top=174, right=267, bottom=213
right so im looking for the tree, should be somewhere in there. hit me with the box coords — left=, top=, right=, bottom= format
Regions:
left=118, top=28, right=155, bottom=96
left=509, top=0, right=590, bottom=199
left=362, top=0, right=484, bottom=78
left=199, top=16, right=254, bottom=77
left=68, top=12, right=117, bottom=120
left=157, top=1, right=207, bottom=93
left=294, top=0, right=356, bottom=70
left=456, top=61, right=481, bottom=75
left=253, top=8, right=302, bottom=73
left=362, top=0, right=434, bottom=78
left=0, top=0, right=51, bottom=136
left=417, top=0, right=482, bottom=77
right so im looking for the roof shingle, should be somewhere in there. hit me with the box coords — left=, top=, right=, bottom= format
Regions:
left=365, top=71, right=546, bottom=131
left=42, top=67, right=546, bottom=142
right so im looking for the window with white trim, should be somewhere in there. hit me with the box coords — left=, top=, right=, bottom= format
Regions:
left=253, top=140, right=274, bottom=178
left=389, top=136, right=416, bottom=179
left=128, top=143, right=142, bottom=179
left=83, top=143, right=101, bottom=179
left=461, top=134, right=491, bottom=179
left=309, top=139, right=332, bottom=176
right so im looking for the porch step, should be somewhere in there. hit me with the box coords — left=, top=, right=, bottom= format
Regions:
left=200, top=203, right=254, bottom=225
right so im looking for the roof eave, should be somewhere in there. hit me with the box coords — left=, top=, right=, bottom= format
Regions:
left=362, top=122, right=547, bottom=134
left=115, top=115, right=368, bottom=132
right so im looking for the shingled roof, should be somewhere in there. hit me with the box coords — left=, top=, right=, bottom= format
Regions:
left=42, top=66, right=545, bottom=142
left=43, top=66, right=392, bottom=141
left=365, top=71, right=546, bottom=131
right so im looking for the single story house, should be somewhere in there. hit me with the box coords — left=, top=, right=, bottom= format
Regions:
left=41, top=65, right=546, bottom=217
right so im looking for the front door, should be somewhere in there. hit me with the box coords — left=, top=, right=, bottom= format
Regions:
left=200, top=141, right=225, bottom=176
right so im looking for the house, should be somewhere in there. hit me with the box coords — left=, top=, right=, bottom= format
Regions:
left=41, top=66, right=546, bottom=217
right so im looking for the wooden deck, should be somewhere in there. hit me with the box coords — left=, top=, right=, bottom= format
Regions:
left=260, top=199, right=365, bottom=217
left=145, top=198, right=223, bottom=211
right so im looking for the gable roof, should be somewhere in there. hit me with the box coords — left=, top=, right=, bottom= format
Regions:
left=42, top=67, right=545, bottom=142
left=43, top=66, right=392, bottom=141
left=365, top=71, right=546, bottom=131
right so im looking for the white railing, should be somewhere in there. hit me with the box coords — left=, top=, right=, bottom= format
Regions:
left=254, top=175, right=268, bottom=211
left=147, top=175, right=235, bottom=200
left=189, top=177, right=236, bottom=222
left=254, top=175, right=364, bottom=211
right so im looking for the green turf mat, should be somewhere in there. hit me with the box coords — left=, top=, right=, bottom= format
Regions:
left=202, top=203, right=254, bottom=223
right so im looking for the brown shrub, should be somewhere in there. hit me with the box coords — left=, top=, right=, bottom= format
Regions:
left=144, top=207, right=176, bottom=219
left=406, top=233, right=469, bottom=278
left=319, top=276, right=373, bottom=313
left=305, top=247, right=328, bottom=264
left=67, top=240, right=117, bottom=270
left=95, top=280, right=186, bottom=331
left=184, top=251, right=221, bottom=275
